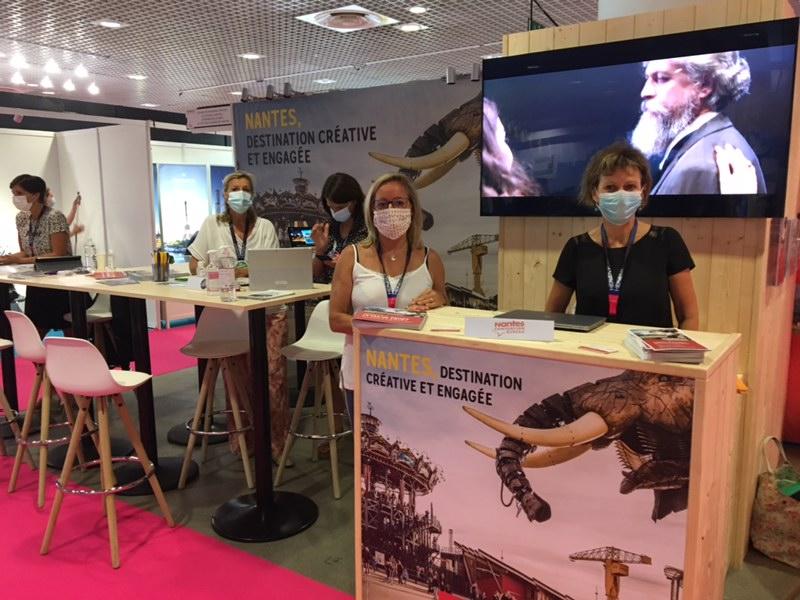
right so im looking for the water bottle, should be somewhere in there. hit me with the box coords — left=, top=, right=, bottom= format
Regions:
left=83, top=238, right=97, bottom=271
left=206, top=249, right=220, bottom=294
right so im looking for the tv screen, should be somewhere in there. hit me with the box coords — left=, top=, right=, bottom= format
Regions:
left=481, top=18, right=798, bottom=218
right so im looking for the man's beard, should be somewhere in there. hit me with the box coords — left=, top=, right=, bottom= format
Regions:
left=630, top=100, right=700, bottom=158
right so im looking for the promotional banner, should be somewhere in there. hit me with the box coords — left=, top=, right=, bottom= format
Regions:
left=232, top=79, right=497, bottom=308
left=358, top=336, right=693, bottom=600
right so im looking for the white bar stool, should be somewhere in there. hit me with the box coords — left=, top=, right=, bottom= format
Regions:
left=5, top=310, right=86, bottom=508
left=0, top=337, right=34, bottom=468
left=177, top=308, right=253, bottom=489
left=40, top=337, right=174, bottom=569
left=274, top=300, right=351, bottom=499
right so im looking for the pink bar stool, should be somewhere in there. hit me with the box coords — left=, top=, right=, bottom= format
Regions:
left=5, top=310, right=85, bottom=508
left=178, top=307, right=253, bottom=489
left=40, top=337, right=174, bottom=569
left=0, top=337, right=34, bottom=468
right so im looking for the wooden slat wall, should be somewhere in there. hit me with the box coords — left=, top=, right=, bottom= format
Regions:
left=500, top=0, right=798, bottom=568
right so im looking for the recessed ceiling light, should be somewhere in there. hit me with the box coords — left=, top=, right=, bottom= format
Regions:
left=230, top=91, right=243, bottom=96
left=408, top=6, right=427, bottom=14
left=44, top=58, right=60, bottom=74
left=63, top=79, right=76, bottom=91
left=26, top=83, right=38, bottom=88
left=10, top=54, right=28, bottom=69
left=10, top=71, right=25, bottom=85
left=395, top=22, right=428, bottom=32
left=74, top=64, right=89, bottom=78
left=39, top=76, right=54, bottom=89
left=297, top=4, right=398, bottom=32
left=42, top=91, right=55, bottom=95
left=481, top=53, right=503, bottom=60
left=93, top=19, right=126, bottom=29
left=141, top=103, right=159, bottom=107
left=237, top=53, right=262, bottom=60
left=87, top=81, right=100, bottom=95
left=313, top=78, right=336, bottom=84
left=127, top=74, right=147, bottom=80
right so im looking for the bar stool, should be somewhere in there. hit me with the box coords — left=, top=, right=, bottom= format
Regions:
left=0, top=337, right=34, bottom=468
left=64, top=294, right=117, bottom=359
left=5, top=310, right=85, bottom=508
left=274, top=300, right=351, bottom=499
left=40, top=337, right=174, bottom=569
left=177, top=308, right=253, bottom=489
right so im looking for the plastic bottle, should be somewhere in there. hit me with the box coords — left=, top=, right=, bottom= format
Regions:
left=83, top=238, right=97, bottom=271
left=217, top=246, right=237, bottom=302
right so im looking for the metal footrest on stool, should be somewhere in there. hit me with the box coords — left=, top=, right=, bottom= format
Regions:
left=290, top=412, right=352, bottom=441
left=185, top=409, right=251, bottom=437
left=55, top=455, right=155, bottom=496
left=17, top=419, right=93, bottom=448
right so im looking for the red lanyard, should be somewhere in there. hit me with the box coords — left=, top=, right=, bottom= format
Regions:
left=600, top=220, right=638, bottom=318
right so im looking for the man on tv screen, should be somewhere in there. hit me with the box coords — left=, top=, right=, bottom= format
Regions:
left=631, top=51, right=765, bottom=195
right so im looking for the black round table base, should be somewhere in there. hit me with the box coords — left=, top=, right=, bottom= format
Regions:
left=166, top=418, right=229, bottom=446
left=47, top=436, right=133, bottom=470
left=212, top=492, right=318, bottom=542
left=114, top=457, right=199, bottom=496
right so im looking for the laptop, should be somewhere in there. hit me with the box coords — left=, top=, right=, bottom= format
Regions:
left=33, top=255, right=84, bottom=273
left=287, top=226, right=314, bottom=248
left=246, top=247, right=313, bottom=292
left=494, top=309, right=606, bottom=332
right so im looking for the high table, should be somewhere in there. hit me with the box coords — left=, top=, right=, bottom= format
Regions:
left=0, top=268, right=330, bottom=542
left=353, top=307, right=740, bottom=600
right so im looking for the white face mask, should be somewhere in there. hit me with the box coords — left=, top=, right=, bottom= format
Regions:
left=373, top=207, right=412, bottom=240
left=12, top=195, right=31, bottom=212
left=331, top=205, right=352, bottom=223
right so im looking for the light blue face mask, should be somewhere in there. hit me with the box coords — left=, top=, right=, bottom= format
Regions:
left=227, top=190, right=253, bottom=214
left=598, top=190, right=642, bottom=225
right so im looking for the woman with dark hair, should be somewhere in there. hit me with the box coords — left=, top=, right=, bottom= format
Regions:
left=1, top=175, right=73, bottom=335
left=311, top=172, right=368, bottom=283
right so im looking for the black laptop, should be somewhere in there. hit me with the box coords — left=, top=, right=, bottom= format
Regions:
left=33, top=255, right=84, bottom=273
left=494, top=310, right=606, bottom=332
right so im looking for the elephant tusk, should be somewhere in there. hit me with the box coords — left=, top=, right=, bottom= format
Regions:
left=413, top=159, right=459, bottom=189
left=522, top=444, right=591, bottom=468
left=465, top=440, right=496, bottom=458
left=462, top=405, right=609, bottom=447
left=369, top=132, right=470, bottom=170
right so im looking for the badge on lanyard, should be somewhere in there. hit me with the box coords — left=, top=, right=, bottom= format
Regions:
left=601, top=220, right=638, bottom=319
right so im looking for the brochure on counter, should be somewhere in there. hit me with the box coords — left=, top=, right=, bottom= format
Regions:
left=353, top=306, right=427, bottom=330
left=624, top=328, right=709, bottom=364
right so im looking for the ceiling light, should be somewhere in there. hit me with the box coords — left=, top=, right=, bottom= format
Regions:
left=313, top=78, right=336, bottom=84
left=297, top=4, right=398, bottom=32
left=44, top=58, right=61, bottom=74
left=10, top=54, right=28, bottom=69
left=230, top=91, right=242, bottom=96
left=42, top=91, right=55, bottom=95
left=63, top=79, right=75, bottom=91
left=26, top=83, right=39, bottom=88
left=87, top=81, right=100, bottom=95
left=39, top=76, right=54, bottom=88
left=10, top=71, right=25, bottom=85
left=238, top=53, right=262, bottom=60
left=395, top=22, right=429, bottom=32
left=93, top=19, right=126, bottom=29
left=408, top=6, right=427, bottom=14
left=141, top=103, right=159, bottom=107
left=481, top=53, right=503, bottom=60
left=127, top=74, right=147, bottom=80
left=74, top=64, right=89, bottom=78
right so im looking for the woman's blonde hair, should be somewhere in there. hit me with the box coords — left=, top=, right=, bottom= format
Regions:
left=362, top=173, right=424, bottom=250
left=217, top=170, right=257, bottom=223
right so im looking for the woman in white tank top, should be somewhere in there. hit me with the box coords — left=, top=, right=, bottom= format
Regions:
left=329, top=173, right=448, bottom=418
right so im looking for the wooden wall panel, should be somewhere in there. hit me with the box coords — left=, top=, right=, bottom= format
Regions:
left=695, top=0, right=729, bottom=27
left=663, top=4, right=697, bottom=32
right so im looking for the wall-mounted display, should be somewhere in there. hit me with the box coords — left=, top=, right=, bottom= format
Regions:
left=482, top=19, right=798, bottom=218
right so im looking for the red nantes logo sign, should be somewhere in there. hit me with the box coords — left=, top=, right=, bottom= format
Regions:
left=493, top=320, right=525, bottom=337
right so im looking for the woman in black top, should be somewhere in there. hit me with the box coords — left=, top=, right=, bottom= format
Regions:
left=311, top=173, right=368, bottom=283
left=546, top=142, right=699, bottom=329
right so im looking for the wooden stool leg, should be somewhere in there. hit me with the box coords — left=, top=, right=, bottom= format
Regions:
left=114, top=394, right=174, bottom=527
left=221, top=359, right=253, bottom=489
left=275, top=362, right=313, bottom=486
left=179, top=359, right=218, bottom=488
left=96, top=396, right=120, bottom=568
left=311, top=364, right=322, bottom=461
left=0, top=388, right=33, bottom=467
left=9, top=366, right=43, bottom=492
left=322, top=361, right=342, bottom=499
left=201, top=369, right=216, bottom=464
left=40, top=395, right=90, bottom=556
left=37, top=375, right=53, bottom=509
left=57, top=389, right=87, bottom=470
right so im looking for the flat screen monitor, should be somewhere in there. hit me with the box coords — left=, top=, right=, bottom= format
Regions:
left=287, top=226, right=314, bottom=247
left=481, top=18, right=799, bottom=218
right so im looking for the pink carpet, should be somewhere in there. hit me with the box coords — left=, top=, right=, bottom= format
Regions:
left=1, top=326, right=197, bottom=411
left=0, top=456, right=351, bottom=599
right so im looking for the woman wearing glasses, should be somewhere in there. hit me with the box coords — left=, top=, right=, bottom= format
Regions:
left=329, top=173, right=448, bottom=419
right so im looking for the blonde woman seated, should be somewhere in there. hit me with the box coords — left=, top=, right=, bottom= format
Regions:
left=329, top=173, right=448, bottom=419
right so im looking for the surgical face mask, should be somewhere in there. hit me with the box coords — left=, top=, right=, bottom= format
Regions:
left=331, top=205, right=352, bottom=223
left=373, top=207, right=412, bottom=240
left=597, top=190, right=642, bottom=226
left=227, top=190, right=253, bottom=214
left=12, top=195, right=31, bottom=212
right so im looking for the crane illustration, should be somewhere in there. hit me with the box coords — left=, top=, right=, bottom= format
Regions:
left=569, top=546, right=652, bottom=600
left=447, top=234, right=499, bottom=297
left=664, top=566, right=684, bottom=600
